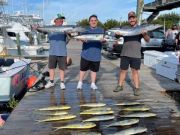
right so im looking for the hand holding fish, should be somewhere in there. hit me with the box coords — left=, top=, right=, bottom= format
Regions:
left=141, top=29, right=148, bottom=36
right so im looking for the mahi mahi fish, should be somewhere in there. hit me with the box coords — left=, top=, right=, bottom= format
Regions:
left=37, top=105, right=71, bottom=111
left=120, top=112, right=157, bottom=118
left=122, top=106, right=150, bottom=111
left=104, top=119, right=139, bottom=128
left=80, top=103, right=106, bottom=107
left=35, top=111, right=68, bottom=116
left=37, top=25, right=86, bottom=33
left=54, top=122, right=96, bottom=131
left=108, top=24, right=162, bottom=36
left=71, top=132, right=101, bottom=135
left=83, top=107, right=112, bottom=112
left=83, top=115, right=115, bottom=122
left=115, top=102, right=142, bottom=106
left=36, top=114, right=76, bottom=122
left=80, top=110, right=114, bottom=115
left=109, top=127, right=147, bottom=135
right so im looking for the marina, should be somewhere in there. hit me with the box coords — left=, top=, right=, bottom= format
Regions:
left=0, top=40, right=180, bottom=135
left=0, top=0, right=180, bottom=134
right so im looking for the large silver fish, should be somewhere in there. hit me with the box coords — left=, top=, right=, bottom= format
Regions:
left=104, top=119, right=139, bottom=128
left=37, top=105, right=71, bottom=111
left=73, top=34, right=104, bottom=41
left=109, top=127, right=147, bottom=135
left=122, top=106, right=150, bottom=111
left=37, top=25, right=86, bottom=33
left=80, top=110, right=114, bottom=115
left=115, top=102, right=142, bottom=106
left=119, top=112, right=157, bottom=118
left=107, top=24, right=162, bottom=36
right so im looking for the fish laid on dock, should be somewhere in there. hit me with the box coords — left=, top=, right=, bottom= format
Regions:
left=122, top=106, right=150, bottom=111
left=115, top=102, right=142, bottom=106
left=107, top=24, right=162, bottom=36
left=71, top=132, right=101, bottom=135
left=37, top=105, right=71, bottom=111
left=54, top=122, right=96, bottom=131
left=36, top=114, right=76, bottom=122
left=80, top=110, right=114, bottom=115
left=83, top=107, right=112, bottom=112
left=109, top=127, right=147, bottom=135
left=104, top=119, right=139, bottom=128
left=37, top=25, right=86, bottom=33
left=83, top=115, right=115, bottom=122
left=119, top=112, right=157, bottom=118
left=80, top=103, right=106, bottom=107
left=35, top=111, right=68, bottom=116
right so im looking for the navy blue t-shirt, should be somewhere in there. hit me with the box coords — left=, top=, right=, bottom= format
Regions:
left=81, top=27, right=104, bottom=62
left=48, top=32, right=67, bottom=56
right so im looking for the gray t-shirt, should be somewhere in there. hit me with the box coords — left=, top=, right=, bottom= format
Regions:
left=48, top=32, right=67, bottom=56
left=121, top=26, right=143, bottom=58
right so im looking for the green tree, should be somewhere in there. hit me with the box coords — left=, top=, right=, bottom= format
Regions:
left=103, top=19, right=120, bottom=30
left=152, top=12, right=180, bottom=29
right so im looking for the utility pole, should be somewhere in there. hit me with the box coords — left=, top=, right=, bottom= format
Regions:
left=136, top=0, right=144, bottom=25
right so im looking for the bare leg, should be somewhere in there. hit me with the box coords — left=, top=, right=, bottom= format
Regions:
left=78, top=70, right=86, bottom=82
left=131, top=68, right=140, bottom=88
left=90, top=71, right=97, bottom=83
left=118, top=69, right=128, bottom=86
left=49, top=69, right=55, bottom=81
left=59, top=69, right=65, bottom=82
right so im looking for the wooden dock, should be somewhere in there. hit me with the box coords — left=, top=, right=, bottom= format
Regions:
left=1, top=40, right=180, bottom=135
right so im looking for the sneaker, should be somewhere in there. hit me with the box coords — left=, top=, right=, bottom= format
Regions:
left=60, top=82, right=66, bottom=90
left=113, top=85, right=123, bottom=92
left=90, top=83, right=98, bottom=90
left=134, top=88, right=140, bottom=96
left=45, top=81, right=54, bottom=89
left=77, top=81, right=83, bottom=90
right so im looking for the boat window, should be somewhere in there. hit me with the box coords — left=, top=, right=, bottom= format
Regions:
left=7, top=32, right=16, bottom=37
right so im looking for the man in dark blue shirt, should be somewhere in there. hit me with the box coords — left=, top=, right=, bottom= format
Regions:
left=77, top=15, right=104, bottom=90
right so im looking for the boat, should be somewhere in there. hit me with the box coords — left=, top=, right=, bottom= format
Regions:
left=0, top=58, right=31, bottom=103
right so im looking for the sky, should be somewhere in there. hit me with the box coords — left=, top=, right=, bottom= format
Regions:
left=3, top=0, right=180, bottom=24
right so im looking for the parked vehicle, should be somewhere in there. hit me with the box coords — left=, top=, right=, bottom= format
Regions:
left=103, top=29, right=164, bottom=59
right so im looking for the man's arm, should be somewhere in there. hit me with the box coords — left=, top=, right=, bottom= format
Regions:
left=141, top=30, right=150, bottom=42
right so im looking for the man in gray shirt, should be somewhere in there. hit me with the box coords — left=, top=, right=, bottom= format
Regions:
left=113, top=11, right=150, bottom=96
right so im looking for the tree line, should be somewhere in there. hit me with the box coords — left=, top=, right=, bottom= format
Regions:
left=77, top=13, right=180, bottom=30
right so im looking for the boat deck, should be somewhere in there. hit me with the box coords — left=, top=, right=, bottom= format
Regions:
left=1, top=40, right=180, bottom=135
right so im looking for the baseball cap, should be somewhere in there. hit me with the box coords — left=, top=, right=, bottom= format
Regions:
left=54, top=13, right=65, bottom=21
left=128, top=11, right=136, bottom=19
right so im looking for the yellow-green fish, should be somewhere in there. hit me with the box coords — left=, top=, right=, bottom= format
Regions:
left=37, top=105, right=71, bottom=111
left=104, top=119, right=139, bottom=128
left=122, top=106, right=150, bottom=111
left=109, top=127, right=147, bottom=135
left=54, top=122, right=96, bottom=131
left=35, top=111, right=68, bottom=116
left=120, top=112, right=157, bottom=118
left=83, top=107, right=112, bottom=112
left=80, top=103, right=106, bottom=107
left=83, top=115, right=115, bottom=122
left=36, top=114, right=76, bottom=122
left=115, top=102, right=142, bottom=106
left=71, top=132, right=101, bottom=135
left=80, top=110, right=114, bottom=115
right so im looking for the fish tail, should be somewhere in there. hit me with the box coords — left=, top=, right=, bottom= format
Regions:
left=53, top=127, right=62, bottom=132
